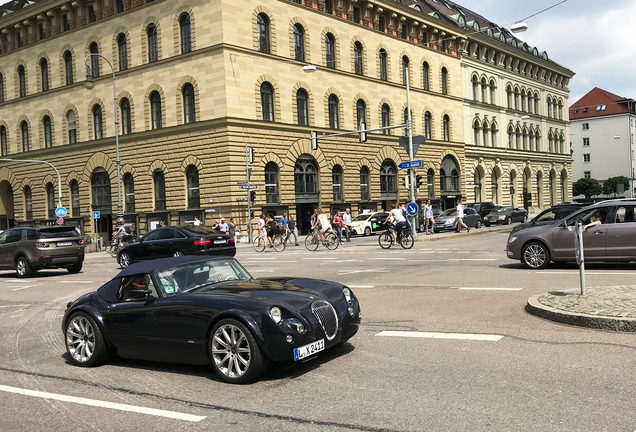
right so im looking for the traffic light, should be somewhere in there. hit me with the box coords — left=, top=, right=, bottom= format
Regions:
left=402, top=176, right=410, bottom=189
left=250, top=211, right=255, bottom=220
left=250, top=190, right=256, bottom=203
left=359, top=122, right=367, bottom=143
left=415, top=175, right=423, bottom=195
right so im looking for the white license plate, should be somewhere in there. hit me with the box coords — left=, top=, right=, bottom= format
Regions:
left=56, top=242, right=72, bottom=247
left=213, top=240, right=226, bottom=245
left=293, top=339, right=325, bottom=361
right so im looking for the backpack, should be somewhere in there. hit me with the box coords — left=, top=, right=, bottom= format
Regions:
left=124, top=225, right=132, bottom=235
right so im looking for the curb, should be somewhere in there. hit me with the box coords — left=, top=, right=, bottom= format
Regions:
left=526, top=291, right=636, bottom=332
left=354, top=225, right=512, bottom=246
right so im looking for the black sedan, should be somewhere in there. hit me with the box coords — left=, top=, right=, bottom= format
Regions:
left=483, top=206, right=528, bottom=226
left=117, top=226, right=235, bottom=268
left=62, top=256, right=361, bottom=383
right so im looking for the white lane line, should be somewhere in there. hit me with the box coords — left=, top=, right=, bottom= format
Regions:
left=248, top=269, right=275, bottom=272
left=302, top=257, right=336, bottom=260
left=369, top=257, right=406, bottom=260
left=3, top=279, right=30, bottom=283
left=457, top=287, right=523, bottom=291
left=12, top=285, right=40, bottom=291
left=0, top=384, right=205, bottom=422
left=348, top=285, right=374, bottom=288
left=536, top=271, right=635, bottom=275
left=55, top=281, right=94, bottom=284
left=447, top=259, right=498, bottom=261
left=0, top=304, right=31, bottom=308
left=375, top=331, right=504, bottom=341
left=242, top=261, right=297, bottom=263
left=338, top=268, right=389, bottom=275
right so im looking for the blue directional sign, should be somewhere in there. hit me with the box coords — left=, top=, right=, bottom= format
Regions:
left=398, top=160, right=423, bottom=170
left=239, top=185, right=258, bottom=190
left=93, top=211, right=100, bottom=219
left=236, top=197, right=248, bottom=202
left=406, top=202, right=419, bottom=216
left=237, top=180, right=249, bottom=185
left=55, top=207, right=67, bottom=218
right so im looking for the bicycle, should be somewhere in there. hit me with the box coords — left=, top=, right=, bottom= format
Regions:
left=106, top=236, right=136, bottom=257
left=378, top=224, right=414, bottom=249
left=305, top=229, right=339, bottom=251
left=253, top=229, right=286, bottom=252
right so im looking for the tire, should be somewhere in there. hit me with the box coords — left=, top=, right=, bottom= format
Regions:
left=109, top=245, right=119, bottom=258
left=67, top=262, right=83, bottom=274
left=378, top=231, right=392, bottom=249
left=523, top=215, right=528, bottom=223
left=506, top=217, right=512, bottom=225
left=253, top=237, right=266, bottom=253
left=476, top=220, right=482, bottom=229
left=210, top=318, right=268, bottom=384
left=305, top=234, right=319, bottom=251
left=484, top=222, right=490, bottom=227
left=65, top=312, right=109, bottom=367
left=418, top=223, right=424, bottom=233
left=172, top=250, right=184, bottom=257
left=325, top=233, right=339, bottom=250
left=522, top=242, right=551, bottom=269
left=119, top=252, right=133, bottom=268
left=15, top=256, right=33, bottom=278
left=400, top=232, right=414, bottom=249
left=364, top=227, right=371, bottom=236
left=273, top=235, right=286, bottom=252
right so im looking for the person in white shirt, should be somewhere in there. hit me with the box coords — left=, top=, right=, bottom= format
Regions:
left=342, top=208, right=352, bottom=242
left=456, top=198, right=469, bottom=233
left=423, top=200, right=434, bottom=235
left=193, top=216, right=202, bottom=226
left=257, top=214, right=266, bottom=237
left=388, top=203, right=407, bottom=244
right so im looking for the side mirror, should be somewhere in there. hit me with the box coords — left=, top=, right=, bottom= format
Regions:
left=130, top=289, right=152, bottom=299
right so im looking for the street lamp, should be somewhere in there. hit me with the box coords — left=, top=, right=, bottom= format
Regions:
left=84, top=54, right=123, bottom=223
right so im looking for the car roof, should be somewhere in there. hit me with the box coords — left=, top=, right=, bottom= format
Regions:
left=116, top=255, right=229, bottom=278
left=591, top=198, right=636, bottom=207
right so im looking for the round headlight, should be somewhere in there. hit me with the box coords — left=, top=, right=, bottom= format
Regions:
left=269, top=307, right=282, bottom=324
left=343, top=287, right=352, bottom=303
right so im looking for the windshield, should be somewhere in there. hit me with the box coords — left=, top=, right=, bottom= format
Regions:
left=38, top=227, right=79, bottom=239
left=440, top=209, right=455, bottom=217
left=495, top=206, right=512, bottom=213
left=155, top=258, right=252, bottom=296
left=467, top=203, right=480, bottom=210
left=535, top=210, right=557, bottom=222
left=352, top=214, right=372, bottom=222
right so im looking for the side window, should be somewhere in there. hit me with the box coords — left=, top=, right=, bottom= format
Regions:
left=566, top=208, right=609, bottom=227
left=615, top=206, right=635, bottom=223
left=159, top=229, right=176, bottom=240
left=537, top=211, right=556, bottom=222
left=26, top=229, right=37, bottom=240
left=117, top=274, right=158, bottom=302
left=6, top=230, right=22, bottom=243
left=143, top=229, right=162, bottom=241
left=175, top=230, right=187, bottom=239
left=0, top=231, right=8, bottom=244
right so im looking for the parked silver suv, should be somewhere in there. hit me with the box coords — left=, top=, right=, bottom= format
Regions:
left=506, top=199, right=636, bottom=269
left=0, top=226, right=85, bottom=277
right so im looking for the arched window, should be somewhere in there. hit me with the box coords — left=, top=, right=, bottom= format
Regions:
left=24, top=186, right=33, bottom=220
left=356, top=99, right=366, bottom=129
left=491, top=124, right=497, bottom=147
left=491, top=169, right=499, bottom=204
left=294, top=155, right=319, bottom=196
left=380, top=160, right=397, bottom=197
left=381, top=104, right=390, bottom=135
left=153, top=170, right=166, bottom=210
left=118, top=34, right=128, bottom=70
left=89, top=42, right=99, bottom=77
left=506, top=86, right=513, bottom=109
left=21, top=121, right=29, bottom=152
left=328, top=94, right=339, bottom=129
left=260, top=82, right=274, bottom=122
left=379, top=49, right=387, bottom=81
left=265, top=162, right=279, bottom=204
left=332, top=165, right=343, bottom=202
left=93, top=105, right=103, bottom=139
left=325, top=33, right=335, bottom=68
left=482, top=122, right=489, bottom=147
left=0, top=126, right=6, bottom=156
left=354, top=41, right=363, bottom=75
left=521, top=89, right=527, bottom=112
left=424, top=111, right=432, bottom=139
left=183, top=83, right=195, bottom=124
left=180, top=13, right=192, bottom=54
left=296, top=89, right=308, bottom=126
left=547, top=98, right=552, bottom=118
left=536, top=172, right=543, bottom=206
left=360, top=166, right=370, bottom=201
left=422, top=62, right=429, bottom=90
left=70, top=180, right=80, bottom=216
left=535, top=130, right=541, bottom=151
left=473, top=120, right=480, bottom=145
left=120, top=98, right=131, bottom=134
left=150, top=91, right=162, bottom=129
left=122, top=173, right=135, bottom=213
left=186, top=165, right=200, bottom=209
left=91, top=169, right=111, bottom=208
left=489, top=80, right=496, bottom=105
left=67, top=111, right=76, bottom=144
left=472, top=76, right=478, bottom=101
left=43, top=115, right=52, bottom=148
left=527, top=93, right=533, bottom=114
left=514, top=88, right=520, bottom=110
left=46, top=183, right=55, bottom=218
left=0, top=73, right=4, bottom=102
left=64, top=51, right=74, bottom=85
left=427, top=168, right=435, bottom=198
left=402, top=56, right=409, bottom=86
left=534, top=93, right=539, bottom=114
left=147, top=24, right=158, bottom=62
left=507, top=125, right=514, bottom=149
left=523, top=129, right=528, bottom=150
left=441, top=67, right=448, bottom=95
left=440, top=156, right=460, bottom=193
left=529, top=130, right=534, bottom=152
left=18, top=65, right=26, bottom=97
left=548, top=133, right=554, bottom=153
left=443, top=115, right=450, bottom=141
left=515, top=127, right=521, bottom=149
left=40, top=58, right=49, bottom=91
left=293, top=24, right=304, bottom=61
left=481, top=78, right=488, bottom=103
left=257, top=13, right=270, bottom=53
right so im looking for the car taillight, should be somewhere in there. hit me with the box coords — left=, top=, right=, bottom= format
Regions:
left=194, top=239, right=211, bottom=245
left=33, top=242, right=49, bottom=248
left=77, top=239, right=84, bottom=245
left=228, top=236, right=235, bottom=243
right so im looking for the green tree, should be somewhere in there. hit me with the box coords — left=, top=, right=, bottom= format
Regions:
left=572, top=178, right=602, bottom=200
left=602, top=176, right=630, bottom=196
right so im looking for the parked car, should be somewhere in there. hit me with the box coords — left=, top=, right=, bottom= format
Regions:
left=117, top=225, right=235, bottom=268
left=62, top=255, right=361, bottom=383
left=510, top=203, right=590, bottom=235
left=466, top=202, right=497, bottom=220
left=350, top=211, right=389, bottom=236
left=506, top=199, right=636, bottom=269
left=417, top=208, right=443, bottom=232
left=483, top=206, right=528, bottom=226
left=433, top=207, right=482, bottom=232
left=0, top=226, right=84, bottom=277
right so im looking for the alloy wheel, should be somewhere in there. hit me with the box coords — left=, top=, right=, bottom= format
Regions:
left=211, top=324, right=251, bottom=379
left=523, top=244, right=547, bottom=269
left=66, top=315, right=96, bottom=363
left=119, top=252, right=132, bottom=268
left=16, top=259, right=26, bottom=277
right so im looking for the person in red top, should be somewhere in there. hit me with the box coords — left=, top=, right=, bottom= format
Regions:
left=333, top=210, right=344, bottom=244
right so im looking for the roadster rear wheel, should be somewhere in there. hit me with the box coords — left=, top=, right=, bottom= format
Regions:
left=210, top=319, right=268, bottom=384
left=65, top=312, right=109, bottom=367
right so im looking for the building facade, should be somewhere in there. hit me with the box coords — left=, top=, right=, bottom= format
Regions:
left=569, top=87, right=636, bottom=198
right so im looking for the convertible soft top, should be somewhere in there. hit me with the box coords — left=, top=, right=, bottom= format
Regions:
left=115, top=255, right=229, bottom=278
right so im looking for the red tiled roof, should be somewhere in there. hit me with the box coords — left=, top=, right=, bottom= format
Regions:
left=569, top=87, right=631, bottom=120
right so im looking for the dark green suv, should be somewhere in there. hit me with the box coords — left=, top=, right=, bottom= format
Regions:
left=0, top=226, right=85, bottom=277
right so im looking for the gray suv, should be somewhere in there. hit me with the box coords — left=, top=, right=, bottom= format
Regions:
left=507, top=199, right=636, bottom=269
left=0, top=226, right=85, bottom=277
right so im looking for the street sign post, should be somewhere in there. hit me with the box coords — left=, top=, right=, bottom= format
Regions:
left=93, top=211, right=100, bottom=219
left=575, top=221, right=586, bottom=295
left=55, top=207, right=67, bottom=218
left=56, top=217, right=64, bottom=225
left=406, top=202, right=419, bottom=216
left=239, top=185, right=258, bottom=190
left=398, top=160, right=423, bottom=170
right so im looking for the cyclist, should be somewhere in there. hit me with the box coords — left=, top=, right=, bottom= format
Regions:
left=388, top=203, right=407, bottom=245
left=266, top=214, right=277, bottom=247
left=113, top=221, right=128, bottom=247
left=317, top=208, right=331, bottom=241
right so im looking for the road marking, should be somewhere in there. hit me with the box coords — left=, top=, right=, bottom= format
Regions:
left=302, top=257, right=336, bottom=260
left=348, top=285, right=374, bottom=288
left=338, top=268, right=389, bottom=275
left=12, top=285, right=40, bottom=291
left=0, top=384, right=206, bottom=422
left=457, top=287, right=523, bottom=291
left=370, top=257, right=406, bottom=260
left=536, top=271, right=635, bottom=275
left=55, top=281, right=94, bottom=284
left=447, top=259, right=498, bottom=261
left=248, top=269, right=275, bottom=272
left=242, top=260, right=297, bottom=263
left=375, top=331, right=504, bottom=341
left=0, top=304, right=31, bottom=308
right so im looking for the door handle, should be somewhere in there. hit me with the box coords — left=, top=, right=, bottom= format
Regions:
left=594, top=230, right=605, bottom=234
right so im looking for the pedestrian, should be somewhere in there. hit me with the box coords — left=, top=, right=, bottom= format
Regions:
left=284, top=215, right=299, bottom=246
left=310, top=209, right=319, bottom=233
left=343, top=208, right=352, bottom=242
left=211, top=219, right=220, bottom=230
left=400, top=202, right=413, bottom=233
left=423, top=199, right=434, bottom=235
left=280, top=212, right=288, bottom=239
left=266, top=213, right=277, bottom=247
left=333, top=210, right=343, bottom=244
left=219, top=218, right=228, bottom=233
left=75, top=224, right=82, bottom=235
left=193, top=216, right=202, bottom=226
left=258, top=214, right=266, bottom=237
left=456, top=198, right=469, bottom=233
left=228, top=217, right=236, bottom=241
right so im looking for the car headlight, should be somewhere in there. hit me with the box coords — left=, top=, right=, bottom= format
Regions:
left=343, top=287, right=352, bottom=303
left=508, top=236, right=518, bottom=244
left=269, top=306, right=282, bottom=324
left=445, top=218, right=455, bottom=225
left=497, top=215, right=506, bottom=220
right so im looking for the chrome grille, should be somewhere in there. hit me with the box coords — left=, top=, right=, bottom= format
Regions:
left=311, top=300, right=338, bottom=341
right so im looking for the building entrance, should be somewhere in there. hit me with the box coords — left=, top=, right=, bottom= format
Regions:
left=0, top=180, right=15, bottom=230
left=296, top=203, right=316, bottom=235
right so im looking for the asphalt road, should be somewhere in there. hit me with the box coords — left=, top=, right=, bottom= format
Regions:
left=1, top=225, right=636, bottom=432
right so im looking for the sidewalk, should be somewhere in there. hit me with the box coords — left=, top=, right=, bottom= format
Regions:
left=527, top=287, right=636, bottom=332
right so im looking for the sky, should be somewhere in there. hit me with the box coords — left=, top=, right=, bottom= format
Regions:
left=1, top=0, right=632, bottom=106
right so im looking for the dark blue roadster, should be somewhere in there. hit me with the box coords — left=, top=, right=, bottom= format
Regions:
left=62, top=256, right=361, bottom=383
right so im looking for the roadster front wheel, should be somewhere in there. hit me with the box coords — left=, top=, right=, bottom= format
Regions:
left=210, top=319, right=268, bottom=384
left=65, top=312, right=109, bottom=367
